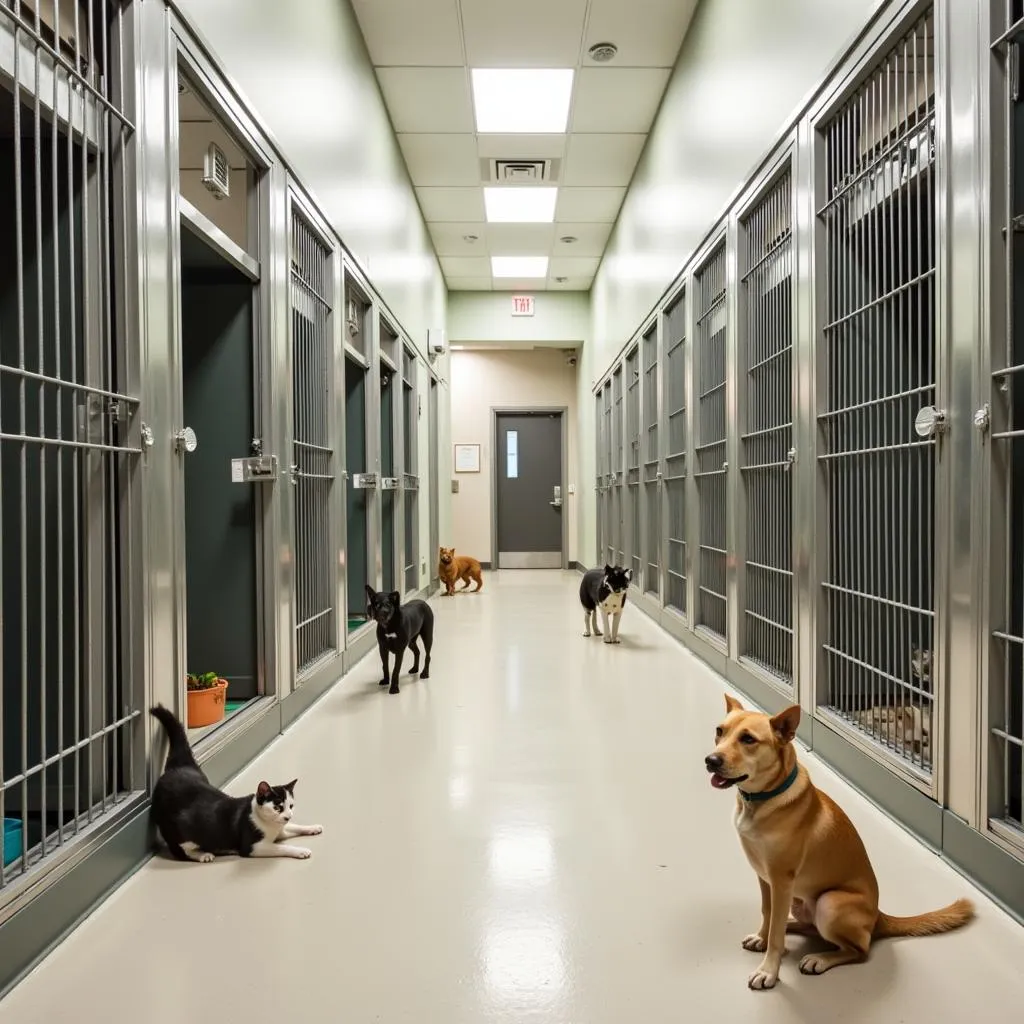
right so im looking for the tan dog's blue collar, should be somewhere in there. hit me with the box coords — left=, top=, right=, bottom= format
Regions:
left=740, top=763, right=799, bottom=803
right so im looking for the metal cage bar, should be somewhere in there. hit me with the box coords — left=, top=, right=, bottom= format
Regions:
left=815, top=9, right=937, bottom=778
left=0, top=0, right=142, bottom=895
left=594, top=385, right=605, bottom=562
left=695, top=245, right=729, bottom=643
left=663, top=291, right=688, bottom=618
left=289, top=205, right=335, bottom=678
left=602, top=378, right=614, bottom=566
left=642, top=324, right=660, bottom=596
left=740, top=166, right=795, bottom=687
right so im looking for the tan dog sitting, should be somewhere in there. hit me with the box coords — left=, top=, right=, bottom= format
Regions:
left=438, top=546, right=483, bottom=596
left=706, top=694, right=973, bottom=990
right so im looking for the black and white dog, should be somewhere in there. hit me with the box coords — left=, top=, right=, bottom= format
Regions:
left=579, top=565, right=632, bottom=644
left=365, top=584, right=434, bottom=694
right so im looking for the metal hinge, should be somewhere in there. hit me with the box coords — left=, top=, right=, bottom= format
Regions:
left=1012, top=42, right=1021, bottom=102
left=784, top=446, right=797, bottom=472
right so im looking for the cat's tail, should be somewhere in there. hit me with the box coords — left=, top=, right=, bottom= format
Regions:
left=149, top=704, right=198, bottom=771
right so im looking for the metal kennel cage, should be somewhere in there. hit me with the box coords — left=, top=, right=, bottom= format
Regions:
left=625, top=344, right=641, bottom=583
left=663, top=289, right=688, bottom=619
left=0, top=0, right=143, bottom=894
left=289, top=204, right=336, bottom=679
left=738, top=165, right=796, bottom=688
left=987, top=0, right=1024, bottom=844
left=642, top=323, right=660, bottom=598
left=694, top=243, right=729, bottom=644
left=402, top=344, right=418, bottom=596
left=814, top=8, right=937, bottom=781
left=595, top=384, right=605, bottom=562
left=612, top=365, right=625, bottom=568
left=601, top=377, right=614, bottom=566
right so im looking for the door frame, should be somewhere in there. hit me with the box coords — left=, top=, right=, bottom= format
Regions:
left=490, top=407, right=569, bottom=570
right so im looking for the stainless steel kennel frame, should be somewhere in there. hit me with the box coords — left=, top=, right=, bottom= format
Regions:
left=289, top=204, right=336, bottom=678
left=625, top=343, right=641, bottom=583
left=663, top=289, right=688, bottom=619
left=814, top=9, right=938, bottom=781
left=694, top=242, right=730, bottom=645
left=0, top=0, right=143, bottom=895
left=738, top=165, right=796, bottom=688
left=642, top=322, right=660, bottom=598
left=402, top=343, right=419, bottom=596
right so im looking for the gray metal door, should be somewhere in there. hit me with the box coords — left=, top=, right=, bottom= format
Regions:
left=496, top=412, right=563, bottom=569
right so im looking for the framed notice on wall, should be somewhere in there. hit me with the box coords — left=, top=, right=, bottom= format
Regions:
left=454, top=443, right=481, bottom=473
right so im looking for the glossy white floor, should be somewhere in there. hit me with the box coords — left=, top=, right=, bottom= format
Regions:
left=3, top=570, right=1024, bottom=1022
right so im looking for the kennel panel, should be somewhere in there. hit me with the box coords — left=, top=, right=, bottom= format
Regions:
left=815, top=10, right=937, bottom=779
left=739, top=166, right=795, bottom=688
left=663, top=291, right=688, bottom=618
left=695, top=244, right=729, bottom=644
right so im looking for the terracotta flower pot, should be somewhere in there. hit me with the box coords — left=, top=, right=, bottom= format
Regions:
left=186, top=678, right=228, bottom=728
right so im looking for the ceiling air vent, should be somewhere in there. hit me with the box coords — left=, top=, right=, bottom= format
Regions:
left=481, top=158, right=562, bottom=184
left=202, top=142, right=230, bottom=200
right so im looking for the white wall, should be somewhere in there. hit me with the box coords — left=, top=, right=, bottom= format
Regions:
left=171, top=0, right=446, bottom=351
left=448, top=291, right=589, bottom=346
left=449, top=350, right=580, bottom=566
left=577, top=0, right=883, bottom=566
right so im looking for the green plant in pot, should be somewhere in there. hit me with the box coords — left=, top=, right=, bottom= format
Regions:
left=186, top=671, right=228, bottom=728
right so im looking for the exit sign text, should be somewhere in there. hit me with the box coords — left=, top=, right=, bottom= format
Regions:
left=511, top=295, right=535, bottom=317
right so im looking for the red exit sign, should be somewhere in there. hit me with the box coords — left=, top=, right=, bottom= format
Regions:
left=511, top=295, right=535, bottom=317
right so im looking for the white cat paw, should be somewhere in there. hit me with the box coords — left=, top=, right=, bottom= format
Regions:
left=197, top=852, right=215, bottom=864
left=294, top=847, right=312, bottom=859
left=306, top=825, right=323, bottom=836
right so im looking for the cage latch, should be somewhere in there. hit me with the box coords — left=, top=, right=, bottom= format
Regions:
left=784, top=447, right=797, bottom=471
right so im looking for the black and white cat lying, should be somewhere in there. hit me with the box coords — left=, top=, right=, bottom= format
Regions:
left=149, top=704, right=322, bottom=862
left=579, top=564, right=633, bottom=644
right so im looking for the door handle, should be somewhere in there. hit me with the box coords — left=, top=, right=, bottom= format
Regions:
left=549, top=499, right=562, bottom=508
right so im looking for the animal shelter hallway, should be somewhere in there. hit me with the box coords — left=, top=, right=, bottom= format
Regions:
left=1, top=571, right=1022, bottom=1023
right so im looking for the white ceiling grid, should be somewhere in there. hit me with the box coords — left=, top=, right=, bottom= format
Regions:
left=350, top=0, right=699, bottom=291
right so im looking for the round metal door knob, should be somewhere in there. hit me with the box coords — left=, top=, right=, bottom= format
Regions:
left=174, top=426, right=198, bottom=454
left=914, top=406, right=947, bottom=439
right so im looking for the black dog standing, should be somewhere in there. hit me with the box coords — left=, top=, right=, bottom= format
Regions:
left=365, top=584, right=434, bottom=694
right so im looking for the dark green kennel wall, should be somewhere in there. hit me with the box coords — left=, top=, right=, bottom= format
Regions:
left=346, top=357, right=368, bottom=626
left=180, top=268, right=259, bottom=700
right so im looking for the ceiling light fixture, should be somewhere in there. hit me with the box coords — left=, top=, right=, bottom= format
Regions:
left=483, top=187, right=557, bottom=223
left=471, top=69, right=575, bottom=134
left=491, top=256, right=549, bottom=279
left=587, top=42, right=618, bottom=62
left=559, top=235, right=578, bottom=244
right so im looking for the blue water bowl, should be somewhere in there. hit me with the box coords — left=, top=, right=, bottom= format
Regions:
left=3, top=818, right=23, bottom=868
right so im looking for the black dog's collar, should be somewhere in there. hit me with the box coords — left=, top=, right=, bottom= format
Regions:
left=739, top=763, right=799, bottom=803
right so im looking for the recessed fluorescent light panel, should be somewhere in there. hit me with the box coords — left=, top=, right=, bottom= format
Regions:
left=483, top=187, right=557, bottom=223
left=491, top=256, right=549, bottom=278
left=471, top=69, right=575, bottom=133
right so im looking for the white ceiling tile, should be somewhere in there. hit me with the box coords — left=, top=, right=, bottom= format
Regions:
left=486, top=223, right=555, bottom=253
left=376, top=69, right=473, bottom=133
left=571, top=68, right=671, bottom=133
left=548, top=276, right=593, bottom=290
left=554, top=187, right=625, bottom=222
left=462, top=0, right=589, bottom=67
left=350, top=0, right=464, bottom=66
left=428, top=222, right=489, bottom=256
left=490, top=278, right=549, bottom=291
left=548, top=256, right=601, bottom=277
left=440, top=256, right=492, bottom=278
left=476, top=135, right=567, bottom=160
left=584, top=0, right=699, bottom=68
left=416, top=187, right=486, bottom=221
left=445, top=277, right=494, bottom=291
left=550, top=222, right=612, bottom=257
left=562, top=134, right=646, bottom=186
left=398, top=134, right=480, bottom=186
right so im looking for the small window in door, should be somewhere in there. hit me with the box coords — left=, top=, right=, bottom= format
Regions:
left=506, top=430, right=519, bottom=479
